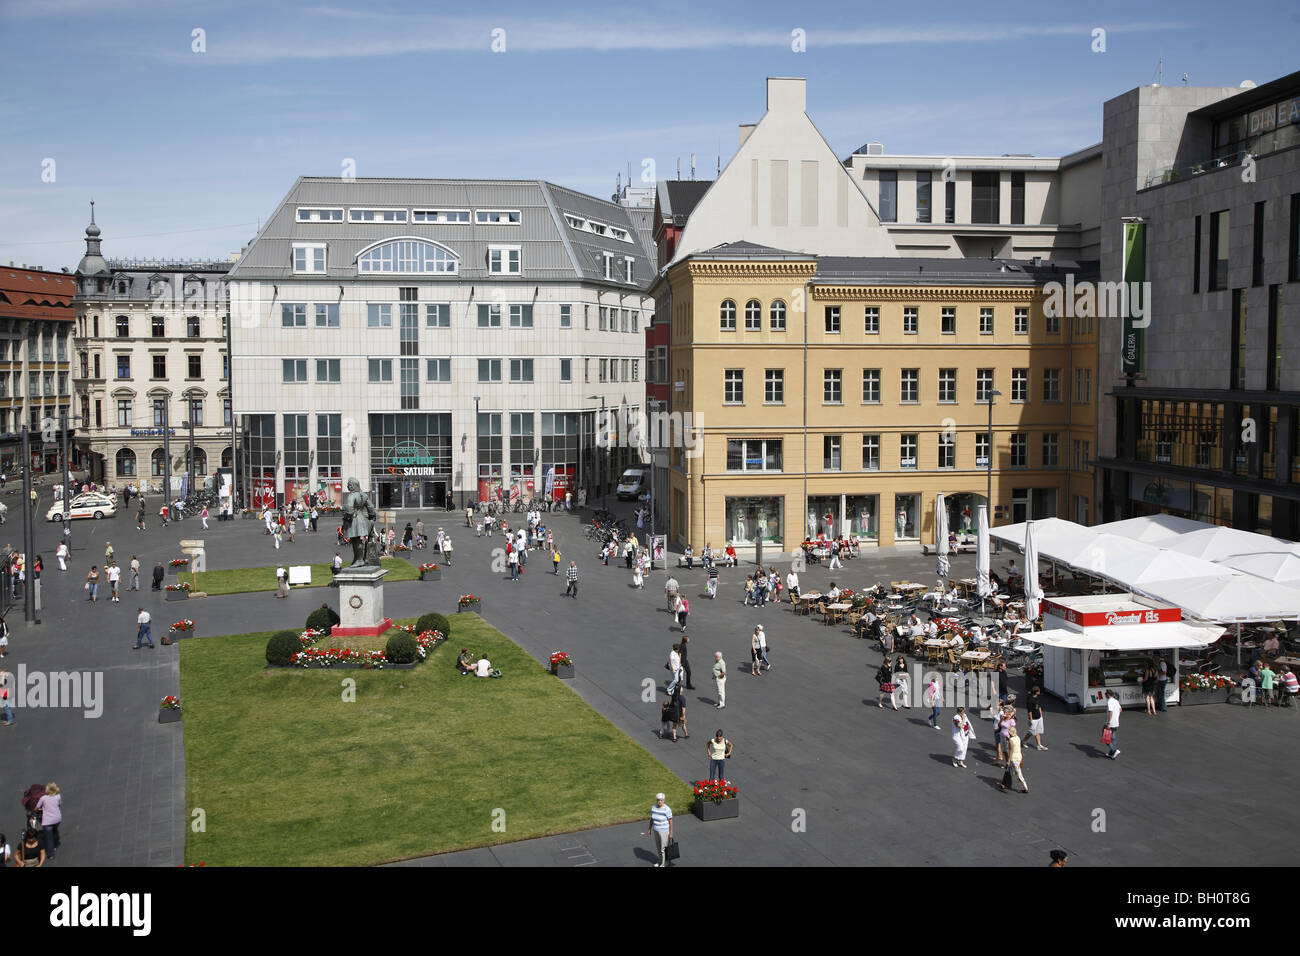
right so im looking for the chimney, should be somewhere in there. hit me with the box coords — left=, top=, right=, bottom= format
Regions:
left=690, top=153, right=695, bottom=180
left=766, top=77, right=807, bottom=114
left=866, top=142, right=885, bottom=156
left=739, top=124, right=756, bottom=148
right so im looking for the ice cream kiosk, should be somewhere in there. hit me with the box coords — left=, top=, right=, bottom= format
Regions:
left=1030, top=593, right=1225, bottom=711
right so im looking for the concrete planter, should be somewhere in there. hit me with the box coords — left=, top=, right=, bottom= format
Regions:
left=158, top=709, right=182, bottom=723
left=169, top=564, right=188, bottom=576
left=458, top=601, right=481, bottom=613
left=1179, top=688, right=1231, bottom=705
left=420, top=569, right=442, bottom=582
left=164, top=589, right=189, bottom=602
left=694, top=798, right=740, bottom=821
left=553, top=664, right=574, bottom=679
left=168, top=628, right=195, bottom=641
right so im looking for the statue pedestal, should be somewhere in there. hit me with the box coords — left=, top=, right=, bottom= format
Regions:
left=331, top=565, right=391, bottom=638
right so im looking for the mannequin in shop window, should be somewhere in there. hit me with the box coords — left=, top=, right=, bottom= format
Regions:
left=735, top=512, right=747, bottom=542
left=897, top=508, right=908, bottom=539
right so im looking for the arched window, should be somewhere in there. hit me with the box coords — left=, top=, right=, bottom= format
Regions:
left=116, top=448, right=136, bottom=477
left=115, top=315, right=129, bottom=337
left=356, top=238, right=459, bottom=274
left=770, top=300, right=787, bottom=331
left=745, top=299, right=761, bottom=331
left=220, top=447, right=233, bottom=468
left=191, top=447, right=208, bottom=475
left=151, top=447, right=168, bottom=477
left=719, top=299, right=737, bottom=331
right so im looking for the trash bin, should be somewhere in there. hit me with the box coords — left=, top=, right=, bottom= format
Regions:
left=1066, top=693, right=1081, bottom=713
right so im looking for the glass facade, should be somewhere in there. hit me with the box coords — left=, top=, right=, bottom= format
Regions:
left=242, top=413, right=277, bottom=507
left=894, top=493, right=919, bottom=540
left=846, top=494, right=879, bottom=539
left=724, top=496, right=783, bottom=546
left=541, top=412, right=579, bottom=499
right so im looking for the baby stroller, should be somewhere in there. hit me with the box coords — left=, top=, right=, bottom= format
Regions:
left=22, top=783, right=45, bottom=834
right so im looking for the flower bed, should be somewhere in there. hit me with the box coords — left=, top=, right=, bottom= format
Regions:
left=159, top=695, right=183, bottom=723
left=458, top=594, right=481, bottom=609
left=692, top=779, right=739, bottom=820
left=169, top=558, right=189, bottom=569
left=160, top=695, right=183, bottom=710
left=285, top=628, right=447, bottom=669
left=418, top=564, right=440, bottom=573
left=549, top=652, right=573, bottom=669
left=1180, top=673, right=1236, bottom=693
left=171, top=619, right=195, bottom=633
left=393, top=544, right=412, bottom=553
left=165, top=582, right=194, bottom=593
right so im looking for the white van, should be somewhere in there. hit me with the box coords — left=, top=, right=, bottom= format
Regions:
left=616, top=468, right=648, bottom=501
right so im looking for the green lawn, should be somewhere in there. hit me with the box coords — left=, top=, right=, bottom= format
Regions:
left=190, top=557, right=417, bottom=595
left=181, top=614, right=692, bottom=865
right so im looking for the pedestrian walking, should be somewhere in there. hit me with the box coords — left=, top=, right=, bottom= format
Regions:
left=152, top=562, right=165, bottom=591
left=134, top=608, right=155, bottom=648
left=666, top=644, right=683, bottom=695
left=676, top=595, right=689, bottom=632
left=646, top=793, right=673, bottom=867
left=632, top=554, right=644, bottom=589
left=680, top=634, right=694, bottom=689
left=466, top=505, right=474, bottom=528
left=757, top=624, right=770, bottom=670
left=997, top=728, right=1029, bottom=793
left=85, top=565, right=100, bottom=602
left=56, top=541, right=68, bottom=572
left=1156, top=656, right=1169, bottom=712
left=564, top=561, right=579, bottom=598
left=441, top=535, right=453, bottom=566
left=664, top=575, right=679, bottom=614
left=201, top=506, right=209, bottom=530
left=104, top=540, right=114, bottom=567
left=892, top=655, right=910, bottom=708
left=998, top=705, right=1017, bottom=762
left=926, top=675, right=943, bottom=728
left=129, top=556, right=140, bottom=591
left=785, top=568, right=800, bottom=600
left=952, top=706, right=975, bottom=768
left=706, top=729, right=733, bottom=780
left=107, top=561, right=121, bottom=602
left=36, top=783, right=61, bottom=858
left=659, top=697, right=678, bottom=740
left=876, top=660, right=898, bottom=709
left=712, top=651, right=727, bottom=708
left=1, top=668, right=14, bottom=725
left=673, top=690, right=689, bottom=739
left=1026, top=685, right=1047, bottom=750
left=828, top=539, right=843, bottom=570
left=1142, top=661, right=1158, bottom=716
left=508, top=545, right=519, bottom=581
left=273, top=526, right=282, bottom=550
left=310, top=507, right=319, bottom=532
left=552, top=548, right=561, bottom=574
left=1103, top=689, right=1121, bottom=758
left=707, top=562, right=719, bottom=599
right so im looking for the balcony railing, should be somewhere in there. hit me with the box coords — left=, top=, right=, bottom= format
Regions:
left=1143, top=148, right=1255, bottom=190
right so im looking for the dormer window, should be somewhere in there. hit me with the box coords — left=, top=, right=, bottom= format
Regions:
left=476, top=210, right=521, bottom=225
left=488, top=245, right=521, bottom=275
left=293, top=243, right=328, bottom=274
left=296, top=207, right=344, bottom=222
left=356, top=238, right=458, bottom=274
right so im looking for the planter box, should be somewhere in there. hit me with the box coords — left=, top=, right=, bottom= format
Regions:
left=267, top=662, right=418, bottom=671
left=694, top=798, right=740, bottom=821
left=158, top=709, right=182, bottom=723
left=458, top=602, right=481, bottom=613
left=420, top=570, right=442, bottom=581
left=169, top=565, right=188, bottom=576
left=553, top=664, right=574, bottom=679
left=165, top=590, right=189, bottom=602
left=1179, top=688, right=1231, bottom=705
left=169, top=629, right=195, bottom=641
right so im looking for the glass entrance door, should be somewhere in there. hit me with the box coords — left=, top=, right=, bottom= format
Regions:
left=377, top=480, right=400, bottom=509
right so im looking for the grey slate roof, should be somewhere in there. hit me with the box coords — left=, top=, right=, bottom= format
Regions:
left=656, top=180, right=712, bottom=224
left=814, top=256, right=1099, bottom=285
left=229, top=177, right=653, bottom=292
left=625, top=206, right=655, bottom=260
left=692, top=240, right=811, bottom=259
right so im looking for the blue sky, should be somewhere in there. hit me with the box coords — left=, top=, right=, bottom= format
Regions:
left=0, top=0, right=1296, bottom=268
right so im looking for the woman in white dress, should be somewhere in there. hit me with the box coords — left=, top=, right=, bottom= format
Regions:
left=632, top=551, right=644, bottom=589
left=952, top=706, right=975, bottom=768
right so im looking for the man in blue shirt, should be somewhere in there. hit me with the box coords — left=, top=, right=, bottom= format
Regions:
left=646, top=793, right=673, bottom=867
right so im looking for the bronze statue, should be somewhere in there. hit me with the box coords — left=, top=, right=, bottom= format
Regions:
left=341, top=477, right=379, bottom=567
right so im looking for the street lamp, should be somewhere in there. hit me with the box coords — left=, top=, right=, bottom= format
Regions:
left=182, top=396, right=196, bottom=507
left=468, top=395, right=480, bottom=509
left=647, top=398, right=660, bottom=542
left=983, top=390, right=1002, bottom=524
left=586, top=394, right=607, bottom=511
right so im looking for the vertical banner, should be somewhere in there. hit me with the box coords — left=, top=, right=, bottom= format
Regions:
left=1121, top=220, right=1146, bottom=375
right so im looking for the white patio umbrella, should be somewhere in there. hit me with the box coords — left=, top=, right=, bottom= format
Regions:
left=935, top=493, right=950, bottom=580
left=976, top=505, right=992, bottom=615
left=1023, top=519, right=1044, bottom=623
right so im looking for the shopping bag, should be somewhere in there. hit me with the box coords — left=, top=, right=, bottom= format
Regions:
left=664, top=839, right=681, bottom=862
left=1101, top=727, right=1113, bottom=746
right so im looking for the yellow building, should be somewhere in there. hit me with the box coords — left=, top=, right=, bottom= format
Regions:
left=665, top=245, right=1098, bottom=552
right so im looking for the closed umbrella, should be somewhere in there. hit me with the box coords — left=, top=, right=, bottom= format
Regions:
left=1024, top=519, right=1044, bottom=623
left=976, top=505, right=992, bottom=616
left=545, top=466, right=555, bottom=498
left=935, top=493, right=950, bottom=580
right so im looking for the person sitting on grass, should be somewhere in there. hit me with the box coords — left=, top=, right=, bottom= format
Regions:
left=475, top=654, right=493, bottom=678
left=457, top=648, right=474, bottom=675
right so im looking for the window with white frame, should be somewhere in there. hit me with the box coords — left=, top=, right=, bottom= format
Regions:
left=559, top=304, right=572, bottom=328
left=477, top=359, right=501, bottom=383
left=367, top=303, right=392, bottom=328
left=425, top=304, right=450, bottom=328
left=745, top=300, right=761, bottom=331
left=1011, top=368, right=1028, bottom=403
left=292, top=244, right=327, bottom=273
left=296, top=207, right=343, bottom=222
left=560, top=358, right=572, bottom=382
left=824, top=369, right=842, bottom=404
left=862, top=434, right=880, bottom=470
left=864, top=306, right=879, bottom=334
left=941, top=306, right=956, bottom=334
left=1014, top=306, right=1029, bottom=334
left=724, top=369, right=744, bottom=404
left=509, top=305, right=533, bottom=328
left=315, top=304, right=339, bottom=328
left=1043, top=368, right=1062, bottom=402
left=979, top=307, right=994, bottom=334
left=938, top=434, right=955, bottom=469
left=1074, top=368, right=1092, bottom=404
left=1011, top=433, right=1028, bottom=467
left=357, top=239, right=458, bottom=274
left=823, top=435, right=842, bottom=471
left=720, top=300, right=736, bottom=331
left=726, top=438, right=783, bottom=472
left=976, top=433, right=990, bottom=467
left=900, top=368, right=919, bottom=404
left=862, top=369, right=881, bottom=403
left=368, top=358, right=393, bottom=382
left=488, top=246, right=521, bottom=274
left=1043, top=432, right=1060, bottom=467
left=476, top=210, right=520, bottom=224
left=426, top=358, right=451, bottom=382
left=903, top=306, right=919, bottom=334
left=509, top=358, right=534, bottom=383
left=316, top=359, right=340, bottom=382
left=282, top=359, right=307, bottom=383
left=900, top=434, right=918, bottom=469
left=825, top=306, right=841, bottom=333
left=602, top=254, right=613, bottom=280
left=281, top=303, right=307, bottom=328
left=938, top=368, right=957, bottom=403
left=624, top=257, right=635, bottom=282
left=1046, top=308, right=1061, bottom=335
left=349, top=208, right=407, bottom=222
left=765, top=369, right=784, bottom=404
left=976, top=368, right=994, bottom=402
left=477, top=304, right=502, bottom=328
left=599, top=358, right=607, bottom=382
left=770, top=300, right=786, bottom=330
left=412, top=209, right=470, bottom=223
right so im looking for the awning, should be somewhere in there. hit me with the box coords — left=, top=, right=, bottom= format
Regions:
left=1027, top=619, right=1224, bottom=651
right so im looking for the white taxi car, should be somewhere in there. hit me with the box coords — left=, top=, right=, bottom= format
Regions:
left=46, top=492, right=117, bottom=522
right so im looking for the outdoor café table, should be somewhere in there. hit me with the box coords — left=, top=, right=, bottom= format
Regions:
left=1272, top=656, right=1300, bottom=670
left=802, top=591, right=824, bottom=601
left=962, top=650, right=992, bottom=664
left=887, top=593, right=903, bottom=601
left=900, top=583, right=927, bottom=593
left=826, top=603, right=851, bottom=625
left=987, top=636, right=1010, bottom=649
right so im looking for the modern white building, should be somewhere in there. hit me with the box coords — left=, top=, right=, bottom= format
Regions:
left=229, top=178, right=653, bottom=509
left=73, top=209, right=235, bottom=492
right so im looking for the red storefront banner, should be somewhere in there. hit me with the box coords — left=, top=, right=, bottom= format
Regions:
left=1044, top=600, right=1182, bottom=627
